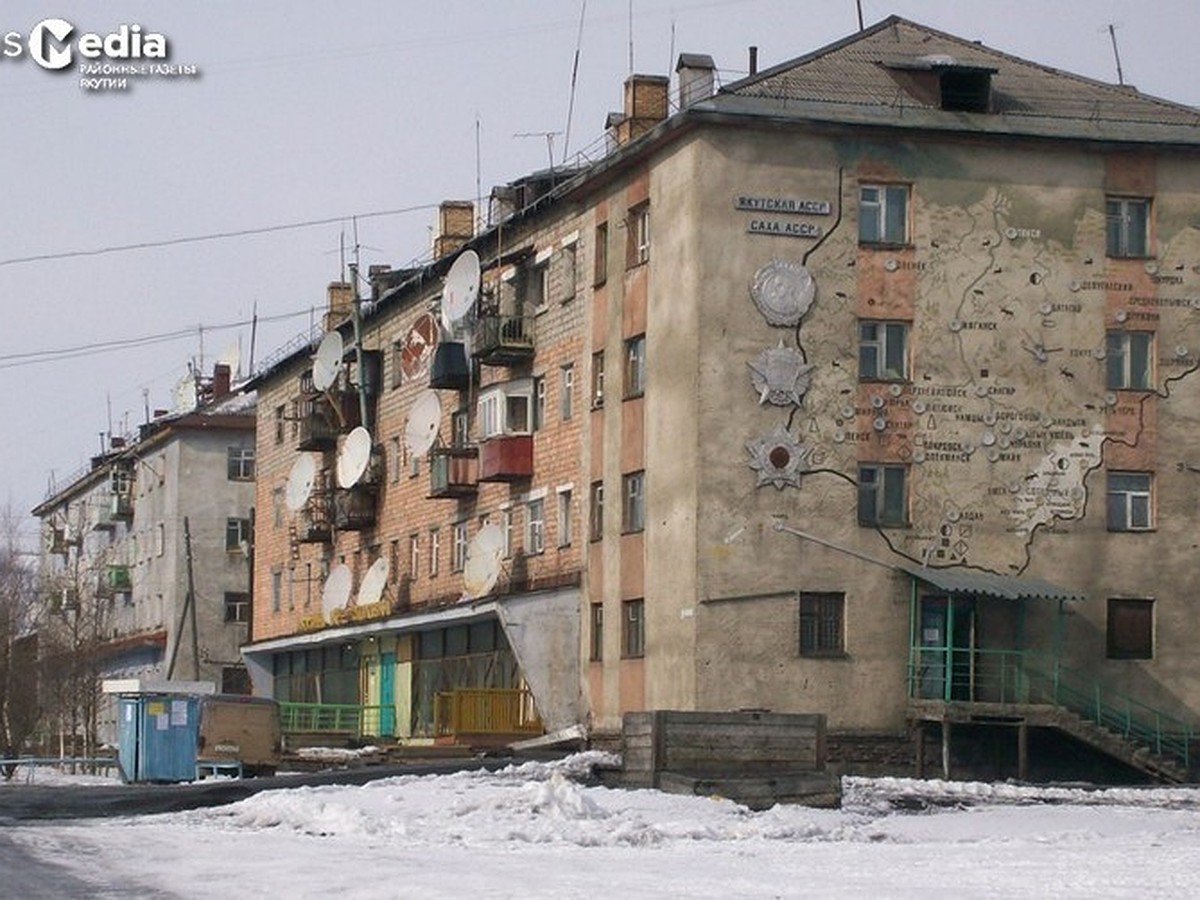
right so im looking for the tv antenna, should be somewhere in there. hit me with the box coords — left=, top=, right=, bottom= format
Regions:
left=514, top=131, right=561, bottom=170
left=562, top=0, right=588, bottom=164
left=1106, top=23, right=1125, bottom=86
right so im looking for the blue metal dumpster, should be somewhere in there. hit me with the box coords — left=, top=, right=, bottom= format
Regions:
left=114, top=692, right=204, bottom=783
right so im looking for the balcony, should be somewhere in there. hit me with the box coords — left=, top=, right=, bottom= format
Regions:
left=428, top=445, right=479, bottom=499
left=478, top=435, right=533, bottom=482
left=429, top=342, right=472, bottom=391
left=111, top=491, right=134, bottom=522
left=333, top=486, right=377, bottom=531
left=473, top=314, right=535, bottom=366
left=294, top=496, right=332, bottom=543
left=296, top=397, right=339, bottom=451
left=49, top=528, right=71, bottom=556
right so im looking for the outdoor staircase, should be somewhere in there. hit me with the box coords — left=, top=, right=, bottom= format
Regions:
left=908, top=655, right=1196, bottom=784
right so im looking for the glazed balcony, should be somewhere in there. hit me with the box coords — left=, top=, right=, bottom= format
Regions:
left=478, top=435, right=533, bottom=482
left=473, top=314, right=534, bottom=367
left=428, top=445, right=479, bottom=499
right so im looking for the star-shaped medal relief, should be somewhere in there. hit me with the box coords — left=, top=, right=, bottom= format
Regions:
left=746, top=425, right=811, bottom=490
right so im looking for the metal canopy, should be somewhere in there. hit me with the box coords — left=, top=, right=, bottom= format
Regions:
left=900, top=565, right=1085, bottom=603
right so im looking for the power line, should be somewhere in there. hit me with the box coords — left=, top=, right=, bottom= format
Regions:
left=0, top=203, right=441, bottom=270
left=0, top=308, right=312, bottom=371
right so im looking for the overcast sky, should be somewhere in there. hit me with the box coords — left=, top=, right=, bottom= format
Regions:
left=3, top=0, right=1198, bottom=542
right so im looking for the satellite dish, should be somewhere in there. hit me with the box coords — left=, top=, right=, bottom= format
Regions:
left=285, top=454, right=317, bottom=512
left=312, top=331, right=344, bottom=392
left=357, top=557, right=390, bottom=607
left=336, top=426, right=373, bottom=489
left=463, top=524, right=505, bottom=599
left=321, top=564, right=352, bottom=625
left=405, top=390, right=442, bottom=456
left=441, top=249, right=481, bottom=330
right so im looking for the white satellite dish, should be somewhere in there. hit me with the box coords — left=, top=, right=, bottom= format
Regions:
left=321, top=564, right=352, bottom=625
left=405, top=390, right=442, bottom=456
left=312, top=331, right=344, bottom=392
left=357, top=557, right=390, bottom=607
left=285, top=454, right=317, bottom=512
left=462, top=524, right=505, bottom=599
left=441, top=249, right=481, bottom=330
left=336, top=426, right=373, bottom=489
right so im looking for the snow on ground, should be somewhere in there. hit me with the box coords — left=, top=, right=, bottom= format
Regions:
left=8, top=753, right=1200, bottom=898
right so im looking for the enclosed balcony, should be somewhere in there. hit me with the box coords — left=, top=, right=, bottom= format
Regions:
left=478, top=435, right=534, bottom=482
left=473, top=314, right=535, bottom=367
left=294, top=495, right=332, bottom=543
left=428, top=445, right=479, bottom=498
left=429, top=342, right=472, bottom=391
left=111, top=491, right=134, bottom=522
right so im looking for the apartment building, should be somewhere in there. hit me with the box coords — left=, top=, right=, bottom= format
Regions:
left=245, top=17, right=1200, bottom=779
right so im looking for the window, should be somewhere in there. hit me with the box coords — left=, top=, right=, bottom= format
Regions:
left=561, top=364, right=575, bottom=420
left=594, top=221, right=609, bottom=285
left=409, top=534, right=420, bottom=581
left=859, top=321, right=909, bottom=381
left=221, top=666, right=252, bottom=695
left=529, top=261, right=550, bottom=310
left=589, top=481, right=604, bottom=541
left=501, top=508, right=514, bottom=558
left=591, top=352, right=605, bottom=408
left=858, top=183, right=909, bottom=245
left=1107, top=598, right=1153, bottom=659
left=452, top=521, right=468, bottom=572
left=1106, top=197, right=1151, bottom=258
left=799, top=592, right=844, bottom=656
left=589, top=603, right=604, bottom=661
left=390, top=435, right=402, bottom=482
left=622, top=471, right=645, bottom=534
left=272, top=487, right=284, bottom=528
left=1106, top=331, right=1153, bottom=390
left=389, top=540, right=400, bottom=585
left=533, top=375, right=546, bottom=431
left=155, top=522, right=165, bottom=557
left=627, top=203, right=650, bottom=267
left=526, top=498, right=545, bottom=555
left=478, top=379, right=533, bottom=439
left=271, top=569, right=282, bottom=612
left=227, top=446, right=255, bottom=481
left=274, top=405, right=285, bottom=445
left=429, top=528, right=440, bottom=577
left=226, top=517, right=251, bottom=553
left=857, top=464, right=908, bottom=527
left=561, top=243, right=577, bottom=302
left=1107, top=471, right=1153, bottom=531
left=621, top=599, right=645, bottom=658
left=451, top=409, right=470, bottom=447
left=224, top=592, right=250, bottom=623
left=391, top=340, right=404, bottom=388
left=557, top=489, right=573, bottom=547
left=624, top=335, right=646, bottom=398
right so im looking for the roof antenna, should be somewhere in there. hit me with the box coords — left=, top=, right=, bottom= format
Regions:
left=1107, top=23, right=1125, bottom=86
left=856, top=0, right=864, bottom=31
left=627, top=0, right=634, bottom=74
left=562, top=0, right=587, bottom=165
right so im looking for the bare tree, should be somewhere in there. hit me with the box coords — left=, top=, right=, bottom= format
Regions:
left=0, top=505, right=39, bottom=778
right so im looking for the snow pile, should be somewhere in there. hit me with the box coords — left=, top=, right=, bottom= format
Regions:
left=291, top=745, right=382, bottom=763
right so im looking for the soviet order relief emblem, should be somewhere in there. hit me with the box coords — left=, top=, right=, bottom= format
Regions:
left=750, top=259, right=815, bottom=326
left=746, top=424, right=811, bottom=490
left=748, top=340, right=815, bottom=406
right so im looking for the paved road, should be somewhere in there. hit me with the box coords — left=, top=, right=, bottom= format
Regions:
left=0, top=757, right=512, bottom=820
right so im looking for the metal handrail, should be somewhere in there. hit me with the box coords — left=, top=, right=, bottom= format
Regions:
left=907, top=648, right=1194, bottom=769
left=278, top=702, right=390, bottom=737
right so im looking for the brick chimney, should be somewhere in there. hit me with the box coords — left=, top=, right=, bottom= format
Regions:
left=611, top=74, right=669, bottom=147
left=324, top=281, right=353, bottom=330
left=211, top=363, right=232, bottom=399
left=433, top=200, right=475, bottom=259
left=676, top=53, right=715, bottom=108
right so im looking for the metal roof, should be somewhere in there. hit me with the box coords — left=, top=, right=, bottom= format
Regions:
left=900, top=565, right=1085, bottom=602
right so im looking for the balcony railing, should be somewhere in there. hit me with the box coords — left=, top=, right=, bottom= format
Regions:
left=473, top=314, right=535, bottom=366
left=279, top=702, right=390, bottom=737
left=433, top=688, right=542, bottom=737
left=428, top=446, right=479, bottom=498
left=333, top=486, right=377, bottom=531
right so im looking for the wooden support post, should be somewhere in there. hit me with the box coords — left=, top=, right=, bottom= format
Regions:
left=941, top=719, right=952, bottom=779
left=1017, top=720, right=1029, bottom=781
